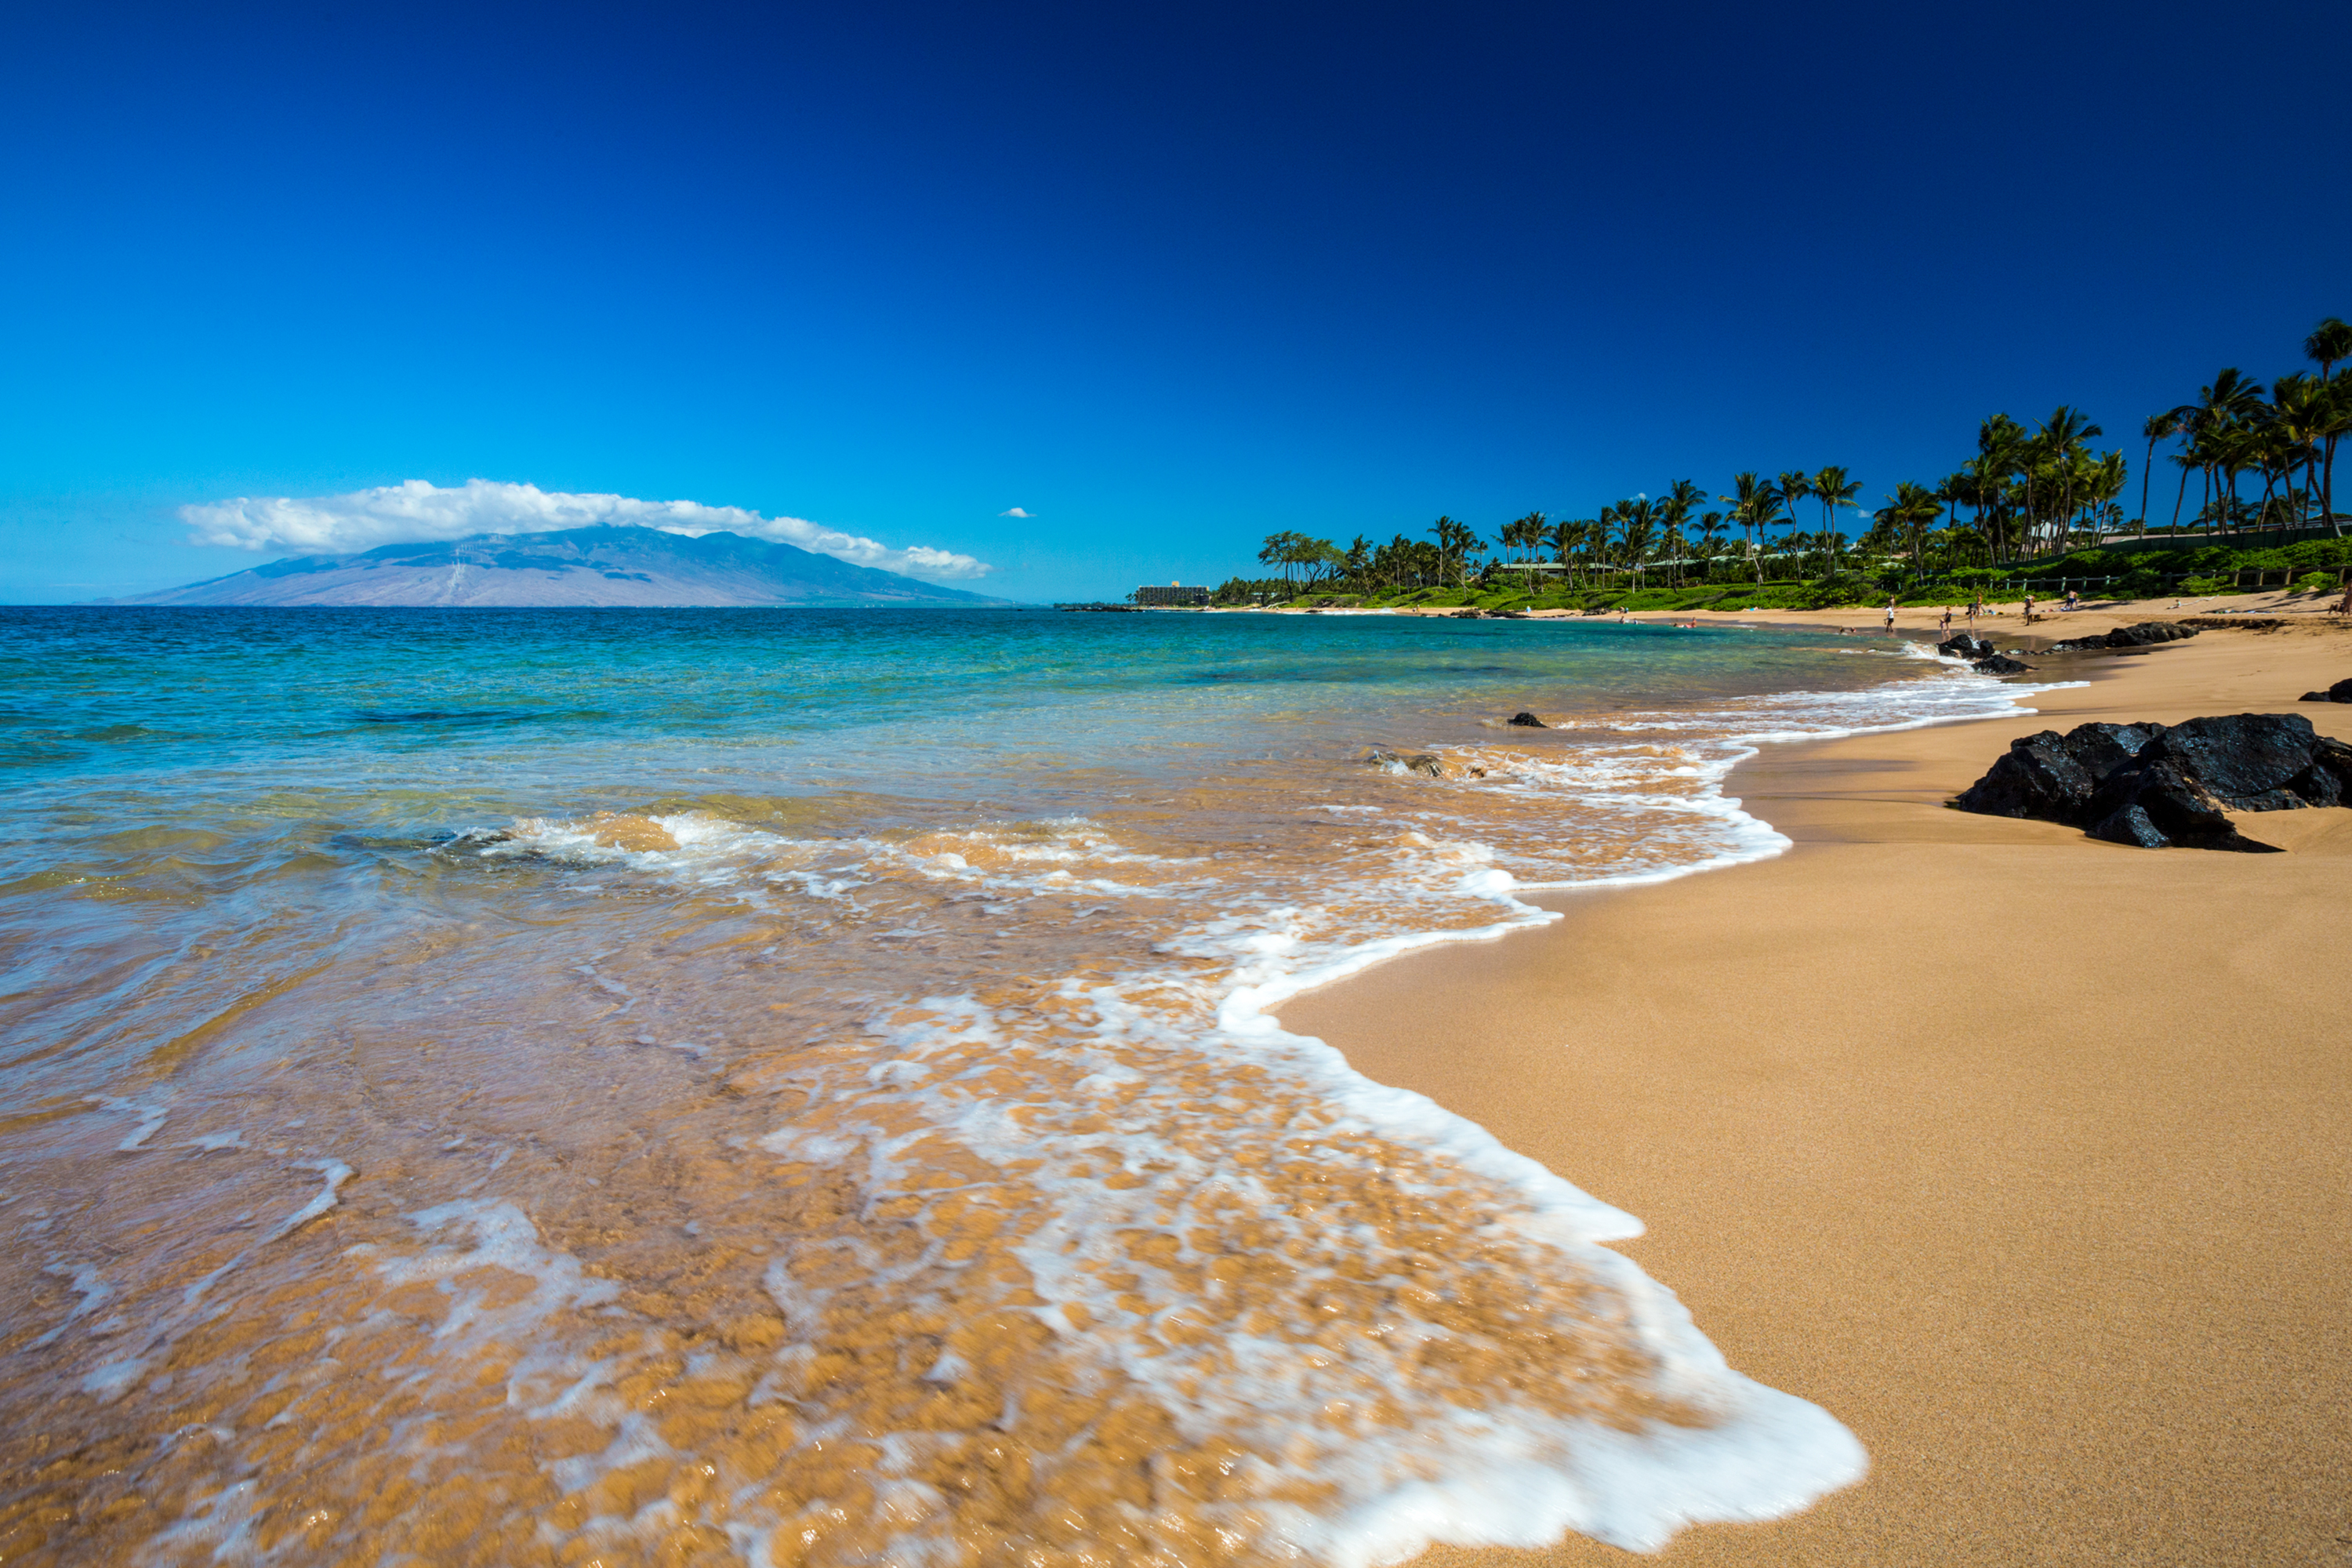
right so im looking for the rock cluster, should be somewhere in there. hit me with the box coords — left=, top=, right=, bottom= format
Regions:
left=1366, top=747, right=1445, bottom=776
left=1508, top=711, right=1547, bottom=728
left=2044, top=621, right=2198, bottom=653
left=2300, top=678, right=2352, bottom=703
left=1950, top=713, right=2352, bottom=851
left=1935, top=633, right=2031, bottom=674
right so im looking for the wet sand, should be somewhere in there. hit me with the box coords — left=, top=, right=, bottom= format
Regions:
left=1280, top=623, right=2352, bottom=1565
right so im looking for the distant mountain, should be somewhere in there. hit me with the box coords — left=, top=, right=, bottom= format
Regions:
left=110, top=526, right=1014, bottom=608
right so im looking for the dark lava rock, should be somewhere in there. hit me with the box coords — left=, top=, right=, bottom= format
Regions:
left=2299, top=677, right=2352, bottom=702
left=2085, top=802, right=2169, bottom=848
left=1508, top=711, right=1547, bottom=728
left=1951, top=712, right=2344, bottom=850
left=2151, top=713, right=2330, bottom=811
left=2060, top=721, right=2167, bottom=780
left=1937, top=633, right=1994, bottom=659
left=1972, top=655, right=2033, bottom=674
left=1951, top=730, right=2100, bottom=821
left=2048, top=622, right=2198, bottom=654
left=2084, top=757, right=2278, bottom=851
left=2107, top=621, right=2197, bottom=647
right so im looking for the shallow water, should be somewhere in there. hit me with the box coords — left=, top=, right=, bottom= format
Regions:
left=0, top=607, right=2016, bottom=1565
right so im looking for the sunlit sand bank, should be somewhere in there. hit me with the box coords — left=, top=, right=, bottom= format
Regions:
left=1282, top=623, right=2352, bottom=1565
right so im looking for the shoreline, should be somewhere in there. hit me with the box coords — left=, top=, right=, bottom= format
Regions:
left=1278, top=621, right=2352, bottom=1565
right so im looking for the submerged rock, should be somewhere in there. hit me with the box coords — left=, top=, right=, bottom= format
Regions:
left=1366, top=747, right=1446, bottom=777
left=1508, top=711, right=1547, bottom=728
left=1951, top=712, right=2349, bottom=850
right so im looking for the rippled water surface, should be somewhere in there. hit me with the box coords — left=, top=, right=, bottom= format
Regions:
left=0, top=606, right=2005, bottom=1566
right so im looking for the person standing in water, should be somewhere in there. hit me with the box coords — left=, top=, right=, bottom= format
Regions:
left=1884, top=597, right=1898, bottom=633
left=1939, top=606, right=1953, bottom=635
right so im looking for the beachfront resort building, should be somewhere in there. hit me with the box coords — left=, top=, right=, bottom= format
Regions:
left=1132, top=583, right=1211, bottom=606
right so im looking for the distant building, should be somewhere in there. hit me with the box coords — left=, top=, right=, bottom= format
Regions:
left=1131, top=583, right=1210, bottom=607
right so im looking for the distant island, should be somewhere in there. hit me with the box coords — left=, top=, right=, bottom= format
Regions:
left=103, top=525, right=1017, bottom=608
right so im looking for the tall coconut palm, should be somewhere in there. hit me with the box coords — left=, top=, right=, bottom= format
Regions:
left=2304, top=319, right=2352, bottom=531
left=1695, top=510, right=1728, bottom=577
left=1777, top=471, right=1812, bottom=569
left=1811, top=466, right=1862, bottom=575
left=2031, top=407, right=2103, bottom=551
left=1726, top=473, right=1766, bottom=579
left=1974, top=416, right=2027, bottom=559
left=1617, top=499, right=1657, bottom=590
left=2184, top=369, right=2267, bottom=535
left=1871, top=482, right=1943, bottom=586
left=2305, top=317, right=2352, bottom=385
left=2136, top=411, right=2178, bottom=531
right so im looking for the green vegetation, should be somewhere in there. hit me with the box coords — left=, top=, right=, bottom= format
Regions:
left=1214, top=315, right=2352, bottom=612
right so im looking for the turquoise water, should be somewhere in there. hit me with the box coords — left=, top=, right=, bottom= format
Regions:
left=0, top=606, right=1999, bottom=1566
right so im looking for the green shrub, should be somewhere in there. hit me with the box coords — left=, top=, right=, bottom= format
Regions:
left=2292, top=572, right=2338, bottom=594
left=2178, top=576, right=2230, bottom=596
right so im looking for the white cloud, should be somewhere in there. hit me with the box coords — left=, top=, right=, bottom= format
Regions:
left=998, top=506, right=1033, bottom=518
left=178, top=479, right=993, bottom=582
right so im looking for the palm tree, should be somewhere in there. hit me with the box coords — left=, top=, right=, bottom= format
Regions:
left=1811, top=466, right=1862, bottom=576
left=1694, top=510, right=1729, bottom=578
left=2030, top=407, right=2103, bottom=552
left=1871, top=483, right=1944, bottom=587
left=2306, top=316, right=2352, bottom=384
left=1617, top=499, right=1657, bottom=590
left=1975, top=416, right=2026, bottom=559
left=2136, top=411, right=2177, bottom=531
left=2184, top=369, right=2267, bottom=536
left=1726, top=473, right=1766, bottom=579
left=1777, top=471, right=1812, bottom=570
left=1428, top=515, right=1479, bottom=587
left=2304, top=318, right=2352, bottom=531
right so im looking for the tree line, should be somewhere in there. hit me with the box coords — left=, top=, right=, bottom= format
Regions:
left=1219, top=315, right=2349, bottom=603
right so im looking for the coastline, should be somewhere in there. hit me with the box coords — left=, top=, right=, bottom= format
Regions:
left=1278, top=622, right=2352, bottom=1565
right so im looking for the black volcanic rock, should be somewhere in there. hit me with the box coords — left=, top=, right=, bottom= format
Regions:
left=2300, top=678, right=2352, bottom=702
left=2048, top=621, right=2199, bottom=653
left=2084, top=757, right=2278, bottom=851
left=2152, top=713, right=2331, bottom=810
left=1972, top=655, right=2033, bottom=674
left=1951, top=713, right=2346, bottom=850
left=1937, top=633, right=1993, bottom=659
left=2060, top=721, right=2167, bottom=780
left=1508, top=711, right=1547, bottom=728
left=2108, top=621, right=2197, bottom=647
left=1950, top=730, right=2099, bottom=820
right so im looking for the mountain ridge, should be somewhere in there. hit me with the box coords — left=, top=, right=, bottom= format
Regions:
left=107, top=526, right=1015, bottom=608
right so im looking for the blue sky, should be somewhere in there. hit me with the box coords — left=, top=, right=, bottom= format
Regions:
left=2, top=0, right=2346, bottom=603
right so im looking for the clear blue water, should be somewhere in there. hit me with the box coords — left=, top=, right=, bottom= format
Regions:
left=0, top=605, right=1987, bottom=1564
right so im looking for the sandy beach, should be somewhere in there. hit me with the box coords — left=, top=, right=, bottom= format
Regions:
left=1281, top=619, right=2352, bottom=1565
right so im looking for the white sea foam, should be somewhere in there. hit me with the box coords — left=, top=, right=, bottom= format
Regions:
left=429, top=662, right=2056, bottom=1561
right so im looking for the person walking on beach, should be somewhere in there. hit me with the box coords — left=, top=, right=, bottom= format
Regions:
left=1884, top=597, right=1898, bottom=634
left=2023, top=592, right=2036, bottom=623
left=1939, top=607, right=1952, bottom=635
left=2065, top=588, right=2079, bottom=612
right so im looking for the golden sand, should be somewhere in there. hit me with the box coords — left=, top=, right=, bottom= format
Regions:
left=1283, top=619, right=2352, bottom=1565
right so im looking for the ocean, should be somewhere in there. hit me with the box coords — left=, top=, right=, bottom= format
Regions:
left=0, top=606, right=2027, bottom=1565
